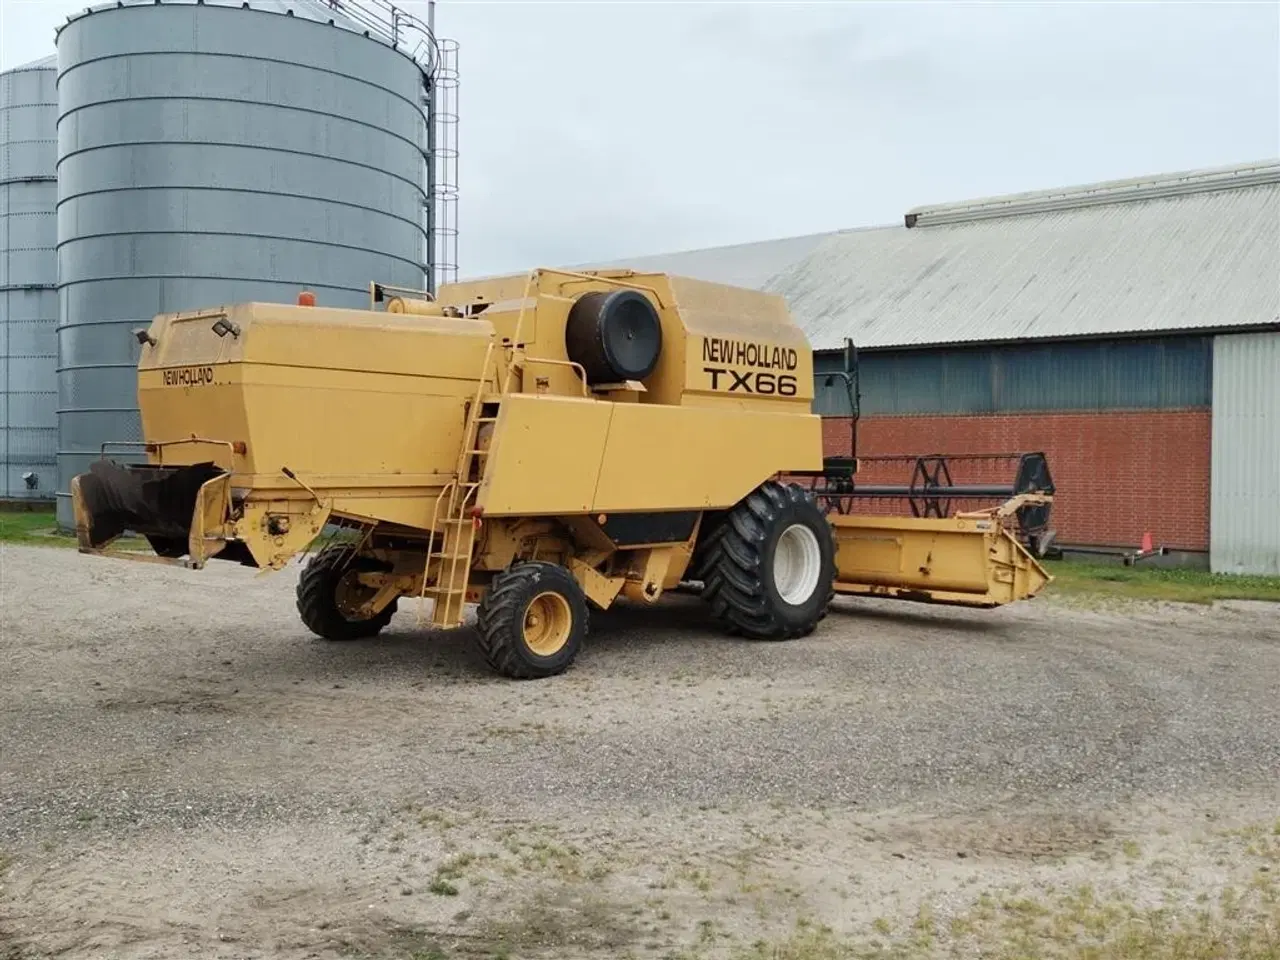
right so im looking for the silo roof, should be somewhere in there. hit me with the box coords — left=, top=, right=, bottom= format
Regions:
left=58, top=0, right=434, bottom=70
left=65, top=0, right=362, bottom=33
left=2, top=54, right=58, bottom=73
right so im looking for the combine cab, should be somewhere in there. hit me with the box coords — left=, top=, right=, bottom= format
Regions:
left=73, top=269, right=1052, bottom=679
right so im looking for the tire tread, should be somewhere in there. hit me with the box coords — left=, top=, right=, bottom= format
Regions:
left=296, top=545, right=397, bottom=641
left=697, top=480, right=835, bottom=640
left=476, top=562, right=587, bottom=679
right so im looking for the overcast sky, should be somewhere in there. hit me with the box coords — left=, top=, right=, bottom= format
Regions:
left=3, top=0, right=1278, bottom=278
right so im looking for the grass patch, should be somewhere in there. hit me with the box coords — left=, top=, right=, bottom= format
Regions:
left=475, top=889, right=640, bottom=956
left=737, top=919, right=850, bottom=959
left=0, top=509, right=73, bottom=548
left=1044, top=560, right=1280, bottom=605
left=428, top=852, right=484, bottom=896
left=0, top=507, right=154, bottom=553
left=497, top=827, right=586, bottom=880
left=414, top=808, right=467, bottom=831
left=734, top=875, right=1280, bottom=959
left=427, top=877, right=458, bottom=897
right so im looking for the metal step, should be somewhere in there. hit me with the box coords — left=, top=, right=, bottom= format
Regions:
left=426, top=585, right=467, bottom=596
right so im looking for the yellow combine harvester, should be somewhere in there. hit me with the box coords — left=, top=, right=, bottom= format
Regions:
left=72, top=269, right=1052, bottom=679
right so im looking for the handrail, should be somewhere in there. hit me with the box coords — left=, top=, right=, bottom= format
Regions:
left=519, top=357, right=591, bottom=397
left=370, top=280, right=436, bottom=307
left=533, top=267, right=668, bottom=309
left=323, top=0, right=439, bottom=74
left=501, top=270, right=539, bottom=395
left=100, top=437, right=238, bottom=468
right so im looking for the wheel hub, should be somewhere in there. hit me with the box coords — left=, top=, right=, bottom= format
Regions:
left=334, top=571, right=377, bottom=620
left=523, top=591, right=572, bottom=656
left=774, top=523, right=822, bottom=606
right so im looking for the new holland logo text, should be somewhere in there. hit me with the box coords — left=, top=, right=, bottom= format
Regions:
left=701, top=337, right=799, bottom=396
left=162, top=366, right=215, bottom=387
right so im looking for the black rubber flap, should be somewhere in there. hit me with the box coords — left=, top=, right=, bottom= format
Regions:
left=77, top=459, right=225, bottom=548
left=565, top=289, right=662, bottom=383
left=1013, top=453, right=1055, bottom=535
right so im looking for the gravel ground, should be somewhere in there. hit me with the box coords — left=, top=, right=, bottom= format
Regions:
left=1, top=543, right=1278, bottom=959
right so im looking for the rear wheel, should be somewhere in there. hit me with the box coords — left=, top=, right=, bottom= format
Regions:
left=696, top=480, right=836, bottom=640
left=476, top=562, right=587, bottom=679
left=296, top=546, right=398, bottom=641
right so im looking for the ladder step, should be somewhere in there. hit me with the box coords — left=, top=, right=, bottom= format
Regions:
left=426, top=586, right=467, bottom=596
left=430, top=552, right=470, bottom=560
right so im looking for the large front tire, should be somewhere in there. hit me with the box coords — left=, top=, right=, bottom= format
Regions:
left=296, top=546, right=399, bottom=641
left=476, top=562, right=587, bottom=679
left=696, top=481, right=836, bottom=640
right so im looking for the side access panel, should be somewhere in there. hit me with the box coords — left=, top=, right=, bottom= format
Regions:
left=478, top=395, right=613, bottom=515
left=477, top=394, right=823, bottom=516
left=592, top=403, right=823, bottom=512
left=830, top=513, right=1051, bottom=608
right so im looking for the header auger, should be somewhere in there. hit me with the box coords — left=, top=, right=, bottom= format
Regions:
left=72, top=268, right=1053, bottom=680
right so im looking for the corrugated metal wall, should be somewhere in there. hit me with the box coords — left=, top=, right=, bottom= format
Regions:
left=813, top=336, right=1213, bottom=417
left=1210, top=332, right=1280, bottom=575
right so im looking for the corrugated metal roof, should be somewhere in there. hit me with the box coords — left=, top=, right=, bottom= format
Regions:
left=773, top=172, right=1280, bottom=350
left=462, top=161, right=1280, bottom=351
left=904, top=159, right=1280, bottom=227
left=587, top=160, right=1280, bottom=351
left=566, top=228, right=858, bottom=292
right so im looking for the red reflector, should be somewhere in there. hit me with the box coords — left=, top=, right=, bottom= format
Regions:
left=297, top=291, right=316, bottom=307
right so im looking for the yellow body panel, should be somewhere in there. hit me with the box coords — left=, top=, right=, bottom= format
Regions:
left=591, top=404, right=821, bottom=511
left=830, top=513, right=1051, bottom=607
left=438, top=270, right=814, bottom=412
left=477, top=392, right=822, bottom=516
left=478, top=395, right=614, bottom=515
left=135, top=301, right=496, bottom=529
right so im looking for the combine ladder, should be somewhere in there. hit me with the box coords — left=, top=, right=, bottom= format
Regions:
left=419, top=277, right=537, bottom=628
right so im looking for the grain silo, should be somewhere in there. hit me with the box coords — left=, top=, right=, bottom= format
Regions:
left=54, top=0, right=455, bottom=526
left=0, top=55, right=59, bottom=503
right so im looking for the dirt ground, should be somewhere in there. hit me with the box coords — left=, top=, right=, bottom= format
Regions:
left=1, top=542, right=1278, bottom=959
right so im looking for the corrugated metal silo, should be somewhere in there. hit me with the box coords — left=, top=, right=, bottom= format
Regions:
left=55, top=0, right=436, bottom=525
left=0, top=55, right=59, bottom=502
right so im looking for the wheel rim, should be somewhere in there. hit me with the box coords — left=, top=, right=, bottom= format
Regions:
left=523, top=591, right=572, bottom=656
left=774, top=523, right=823, bottom=606
left=334, top=571, right=377, bottom=622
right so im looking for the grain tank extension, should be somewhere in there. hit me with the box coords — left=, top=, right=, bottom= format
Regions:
left=72, top=269, right=1053, bottom=679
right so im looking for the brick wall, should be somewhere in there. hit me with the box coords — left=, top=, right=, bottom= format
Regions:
left=819, top=411, right=1211, bottom=551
